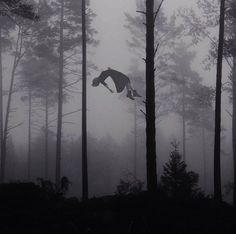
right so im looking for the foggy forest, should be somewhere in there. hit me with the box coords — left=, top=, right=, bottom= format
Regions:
left=0, top=0, right=236, bottom=233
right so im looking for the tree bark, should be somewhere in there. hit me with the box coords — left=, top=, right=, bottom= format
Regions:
left=55, top=0, right=64, bottom=186
left=214, top=0, right=225, bottom=202
left=145, top=0, right=157, bottom=193
left=82, top=0, right=88, bottom=201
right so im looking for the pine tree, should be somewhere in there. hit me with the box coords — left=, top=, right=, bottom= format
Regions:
left=145, top=0, right=158, bottom=193
left=168, top=43, right=202, bottom=161
left=125, top=0, right=184, bottom=123
left=81, top=0, right=88, bottom=201
left=161, top=142, right=200, bottom=199
left=214, top=0, right=225, bottom=203
left=19, top=56, right=58, bottom=180
left=180, top=0, right=227, bottom=203
left=0, top=0, right=38, bottom=20
left=0, top=0, right=38, bottom=183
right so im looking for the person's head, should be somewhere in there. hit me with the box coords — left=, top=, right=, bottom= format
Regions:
left=92, top=77, right=100, bottom=87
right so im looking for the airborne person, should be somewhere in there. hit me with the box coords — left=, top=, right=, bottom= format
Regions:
left=92, top=68, right=141, bottom=100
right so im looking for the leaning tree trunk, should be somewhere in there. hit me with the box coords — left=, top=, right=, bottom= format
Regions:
left=81, top=0, right=88, bottom=201
left=55, top=0, right=64, bottom=186
left=232, top=56, right=236, bottom=206
left=214, top=0, right=225, bottom=202
left=145, top=0, right=157, bottom=193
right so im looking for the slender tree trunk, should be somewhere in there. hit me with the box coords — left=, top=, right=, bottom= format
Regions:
left=214, top=0, right=225, bottom=202
left=45, top=92, right=49, bottom=179
left=201, top=126, right=207, bottom=191
left=27, top=88, right=32, bottom=181
left=232, top=56, right=236, bottom=206
left=55, top=0, right=64, bottom=186
left=0, top=27, right=22, bottom=183
left=145, top=0, right=157, bottom=193
left=0, top=26, right=3, bottom=175
left=134, top=101, right=137, bottom=179
left=82, top=0, right=88, bottom=201
left=232, top=17, right=236, bottom=207
left=182, top=80, right=186, bottom=162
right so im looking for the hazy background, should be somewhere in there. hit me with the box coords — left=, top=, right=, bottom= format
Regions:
left=2, top=0, right=233, bottom=200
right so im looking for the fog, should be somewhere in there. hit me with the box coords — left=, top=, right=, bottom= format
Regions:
left=0, top=0, right=234, bottom=204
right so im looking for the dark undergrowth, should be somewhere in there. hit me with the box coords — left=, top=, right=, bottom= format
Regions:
left=0, top=182, right=235, bottom=234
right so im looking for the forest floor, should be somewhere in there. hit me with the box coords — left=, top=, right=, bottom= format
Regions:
left=0, top=182, right=235, bottom=234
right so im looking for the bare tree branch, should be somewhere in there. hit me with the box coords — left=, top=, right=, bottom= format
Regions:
left=7, top=121, right=24, bottom=132
left=154, top=0, right=165, bottom=22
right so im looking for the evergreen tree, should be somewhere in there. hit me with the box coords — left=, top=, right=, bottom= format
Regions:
left=125, top=0, right=184, bottom=123
left=1, top=23, right=36, bottom=183
left=0, top=0, right=38, bottom=183
left=214, top=0, right=225, bottom=203
left=161, top=142, right=200, bottom=199
left=180, top=0, right=228, bottom=203
left=0, top=12, right=15, bottom=184
left=0, top=0, right=38, bottom=20
left=187, top=83, right=215, bottom=190
left=19, top=56, right=58, bottom=180
left=17, top=0, right=96, bottom=186
left=167, top=43, right=202, bottom=161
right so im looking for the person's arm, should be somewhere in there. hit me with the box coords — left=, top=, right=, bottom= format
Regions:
left=99, top=71, right=114, bottom=93
left=101, top=81, right=114, bottom=93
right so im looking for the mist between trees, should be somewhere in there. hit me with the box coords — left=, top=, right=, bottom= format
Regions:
left=0, top=0, right=235, bottom=206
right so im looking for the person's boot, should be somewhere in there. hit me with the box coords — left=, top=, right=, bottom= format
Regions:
left=127, top=90, right=135, bottom=100
left=133, top=90, right=141, bottom=97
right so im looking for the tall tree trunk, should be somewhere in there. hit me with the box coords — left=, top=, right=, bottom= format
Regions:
left=232, top=16, right=236, bottom=207
left=182, top=80, right=186, bottom=161
left=201, top=126, right=207, bottom=191
left=55, top=0, right=64, bottom=186
left=0, top=26, right=3, bottom=175
left=27, top=88, right=32, bottom=181
left=45, top=92, right=49, bottom=179
left=134, top=101, right=137, bottom=179
left=82, top=0, right=88, bottom=201
left=0, top=27, right=22, bottom=183
left=145, top=0, right=157, bottom=193
left=232, top=56, right=236, bottom=206
left=214, top=0, right=225, bottom=202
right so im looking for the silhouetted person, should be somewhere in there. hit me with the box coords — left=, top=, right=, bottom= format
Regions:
left=92, top=68, right=141, bottom=100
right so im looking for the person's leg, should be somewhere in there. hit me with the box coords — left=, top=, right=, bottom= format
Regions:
left=126, top=82, right=133, bottom=92
left=127, top=82, right=141, bottom=97
left=126, top=82, right=134, bottom=100
left=133, top=89, right=142, bottom=97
